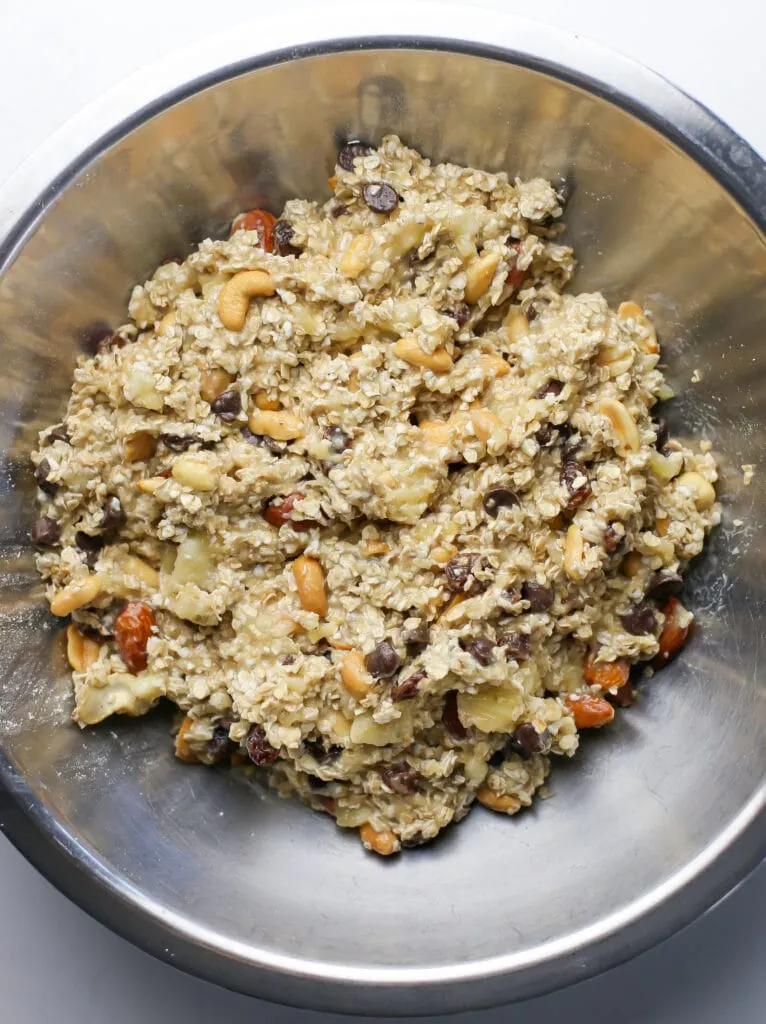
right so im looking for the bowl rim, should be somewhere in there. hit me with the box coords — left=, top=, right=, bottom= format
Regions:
left=0, top=4, right=764, bottom=1015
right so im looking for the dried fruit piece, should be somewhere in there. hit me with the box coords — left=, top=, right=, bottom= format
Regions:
left=101, top=495, right=126, bottom=535
left=391, top=669, right=425, bottom=701
left=460, top=637, right=495, bottom=666
left=246, top=724, right=279, bottom=765
left=583, top=652, right=630, bottom=691
left=442, top=690, right=467, bottom=738
left=262, top=493, right=313, bottom=531
left=653, top=596, right=692, bottom=669
left=273, top=220, right=302, bottom=256
left=607, top=681, right=635, bottom=708
left=31, top=517, right=60, bottom=547
left=603, top=523, right=623, bottom=554
left=564, top=693, right=615, bottom=728
left=560, top=459, right=591, bottom=514
left=114, top=600, right=155, bottom=674
left=444, top=553, right=491, bottom=595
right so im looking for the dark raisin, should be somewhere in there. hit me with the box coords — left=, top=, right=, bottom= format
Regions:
left=489, top=749, right=506, bottom=767
left=401, top=832, right=430, bottom=849
left=621, top=603, right=657, bottom=636
left=535, top=379, right=563, bottom=399
left=444, top=303, right=471, bottom=328
left=159, top=433, right=205, bottom=451
left=241, top=427, right=284, bottom=455
left=645, top=570, right=683, bottom=602
left=509, top=723, right=548, bottom=759
left=75, top=531, right=104, bottom=567
left=210, top=388, right=242, bottom=421
left=304, top=739, right=342, bottom=763
left=522, top=581, right=554, bottom=612
left=391, top=669, right=424, bottom=701
left=100, top=495, right=126, bottom=536
left=604, top=523, right=622, bottom=554
left=337, top=141, right=373, bottom=171
left=325, top=426, right=351, bottom=452
left=31, top=517, right=60, bottom=547
left=207, top=725, right=235, bottom=763
left=306, top=774, right=327, bottom=790
left=460, top=637, right=495, bottom=666
left=560, top=459, right=592, bottom=513
left=607, top=681, right=635, bottom=708
left=330, top=203, right=348, bottom=218
left=96, top=332, right=127, bottom=355
left=381, top=763, right=420, bottom=795
left=361, top=181, right=398, bottom=213
left=46, top=424, right=70, bottom=443
left=34, top=459, right=57, bottom=494
left=403, top=623, right=430, bottom=657
left=365, top=639, right=400, bottom=679
left=654, top=418, right=669, bottom=451
left=483, top=485, right=520, bottom=518
left=273, top=220, right=302, bottom=256
left=497, top=632, right=531, bottom=662
left=535, top=423, right=555, bottom=448
left=442, top=690, right=467, bottom=739
left=444, top=553, right=491, bottom=596
left=245, top=724, right=279, bottom=765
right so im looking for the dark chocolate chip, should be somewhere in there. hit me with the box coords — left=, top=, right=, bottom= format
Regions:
left=607, top=681, right=635, bottom=708
left=391, top=670, right=425, bottom=701
left=207, top=724, right=235, bottom=763
left=645, top=570, right=683, bottom=603
left=273, top=220, right=302, bottom=257
left=75, top=531, right=104, bottom=567
left=442, top=690, right=466, bottom=738
left=46, top=424, right=70, bottom=444
left=509, top=722, right=548, bottom=759
left=365, top=639, right=400, bottom=679
left=31, top=517, right=60, bottom=547
left=620, top=603, right=657, bottom=636
left=304, top=739, right=342, bottom=763
left=483, top=485, right=519, bottom=518
left=325, top=426, right=351, bottom=452
left=34, top=458, right=57, bottom=494
left=444, top=553, right=491, bottom=596
left=210, top=388, right=242, bottom=421
left=535, top=379, right=564, bottom=399
left=654, top=418, right=669, bottom=451
left=522, top=581, right=554, bottom=612
left=403, top=623, right=430, bottom=657
left=159, top=433, right=206, bottom=451
left=361, top=181, right=399, bottom=213
left=337, top=141, right=373, bottom=171
left=497, top=632, right=531, bottom=662
left=241, top=427, right=284, bottom=455
left=460, top=636, right=495, bottom=666
left=101, top=495, right=126, bottom=536
left=381, top=763, right=420, bottom=795
left=245, top=724, right=279, bottom=765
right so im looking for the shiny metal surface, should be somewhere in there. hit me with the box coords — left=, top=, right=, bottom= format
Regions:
left=0, top=4, right=763, bottom=1015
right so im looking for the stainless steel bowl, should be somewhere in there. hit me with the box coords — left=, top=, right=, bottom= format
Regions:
left=0, top=5, right=764, bottom=1015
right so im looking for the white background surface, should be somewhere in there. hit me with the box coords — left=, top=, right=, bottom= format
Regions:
left=0, top=1, right=763, bottom=1021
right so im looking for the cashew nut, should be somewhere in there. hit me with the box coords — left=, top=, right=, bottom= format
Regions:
left=218, top=270, right=276, bottom=331
left=394, top=337, right=453, bottom=374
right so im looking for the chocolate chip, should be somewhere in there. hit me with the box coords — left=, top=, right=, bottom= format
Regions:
left=483, top=485, right=519, bottom=518
left=101, top=495, right=126, bottom=536
left=509, top=723, right=548, bottom=759
left=535, top=423, right=556, bottom=448
left=460, top=637, right=495, bottom=666
left=210, top=388, right=241, bottom=421
left=46, top=424, right=70, bottom=444
left=31, top=517, right=60, bottom=547
left=75, top=531, right=104, bottom=567
left=604, top=523, right=622, bottom=554
left=325, top=426, right=351, bottom=452
left=365, top=639, right=401, bottom=679
left=620, top=603, right=657, bottom=636
left=442, top=690, right=466, bottom=738
left=489, top=749, right=506, bottom=767
left=361, top=182, right=399, bottom=213
left=330, top=203, right=348, bottom=218
left=535, top=379, right=563, bottom=399
left=381, top=763, right=420, bottom=795
left=241, top=427, right=284, bottom=455
left=245, top=724, right=279, bottom=765
left=304, top=739, right=342, bottom=763
left=654, top=418, right=669, bottom=451
left=403, top=623, right=430, bottom=657
left=338, top=141, right=373, bottom=171
left=522, top=581, right=554, bottom=612
left=34, top=459, right=57, bottom=494
left=207, top=725, right=235, bottom=763
left=306, top=774, right=327, bottom=790
left=560, top=459, right=591, bottom=514
left=497, top=632, right=531, bottom=662
left=391, top=670, right=424, bottom=701
left=645, top=570, right=683, bottom=602
left=159, top=433, right=206, bottom=451
left=444, top=553, right=491, bottom=596
left=273, top=220, right=302, bottom=256
left=444, top=303, right=471, bottom=328
left=607, top=681, right=635, bottom=708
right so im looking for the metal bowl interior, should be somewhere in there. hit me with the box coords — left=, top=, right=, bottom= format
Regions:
left=0, top=10, right=764, bottom=1016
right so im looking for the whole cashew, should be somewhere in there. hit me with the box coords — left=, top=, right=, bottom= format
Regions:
left=218, top=269, right=276, bottom=331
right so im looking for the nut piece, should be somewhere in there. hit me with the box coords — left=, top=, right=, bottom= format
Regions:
left=254, top=391, right=280, bottom=411
left=359, top=823, right=399, bottom=856
left=171, top=455, right=218, bottom=491
left=419, top=419, right=452, bottom=446
left=618, top=300, right=659, bottom=354
left=676, top=471, right=716, bottom=511
left=66, top=624, right=101, bottom=672
left=174, top=716, right=200, bottom=764
left=599, top=397, right=640, bottom=454
left=114, top=600, right=156, bottom=674
left=340, top=650, right=374, bottom=699
left=293, top=555, right=328, bottom=617
left=339, top=231, right=374, bottom=278
left=156, top=311, right=176, bottom=337
left=583, top=652, right=630, bottom=691
left=564, top=694, right=615, bottom=728
left=124, top=431, right=157, bottom=463
left=622, top=551, right=644, bottom=578
left=476, top=786, right=522, bottom=814
left=50, top=573, right=103, bottom=617
left=505, top=305, right=529, bottom=344
left=563, top=522, right=585, bottom=578
left=653, top=596, right=692, bottom=668
left=464, top=250, right=501, bottom=303
left=394, top=337, right=453, bottom=374
left=477, top=354, right=510, bottom=378
left=218, top=269, right=276, bottom=331
left=649, top=450, right=684, bottom=484
left=121, top=554, right=160, bottom=590
left=200, top=368, right=234, bottom=403
left=248, top=408, right=304, bottom=441
left=470, top=406, right=504, bottom=443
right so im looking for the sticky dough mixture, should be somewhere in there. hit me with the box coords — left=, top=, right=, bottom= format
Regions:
left=32, top=137, right=720, bottom=855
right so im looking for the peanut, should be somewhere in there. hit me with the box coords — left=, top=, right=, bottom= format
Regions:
left=66, top=624, right=101, bottom=672
left=124, top=431, right=156, bottom=463
left=563, top=522, right=585, bottom=578
left=171, top=455, right=218, bottom=491
left=505, top=305, right=529, bottom=344
left=363, top=540, right=390, bottom=557
left=583, top=652, right=630, bottom=691
left=339, top=231, right=374, bottom=278
left=431, top=544, right=457, bottom=564
left=200, top=368, right=234, bottom=403
left=394, top=336, right=453, bottom=374
left=359, top=823, right=399, bottom=856
left=470, top=406, right=504, bottom=443
left=50, top=573, right=103, bottom=617
left=676, top=471, right=716, bottom=511
left=564, top=693, right=615, bottom=728
left=599, top=397, right=640, bottom=454
left=121, top=554, right=160, bottom=590
left=137, top=476, right=167, bottom=495
left=218, top=269, right=276, bottom=331
left=340, top=650, right=374, bottom=699
left=254, top=391, right=280, bottom=411
left=157, top=311, right=176, bottom=337
left=294, top=555, right=327, bottom=616
left=248, top=408, right=304, bottom=441
left=476, top=786, right=522, bottom=814
left=464, top=250, right=501, bottom=303
left=477, top=354, right=510, bottom=378
left=419, top=419, right=452, bottom=446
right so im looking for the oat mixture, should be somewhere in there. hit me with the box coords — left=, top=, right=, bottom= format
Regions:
left=31, top=137, right=720, bottom=856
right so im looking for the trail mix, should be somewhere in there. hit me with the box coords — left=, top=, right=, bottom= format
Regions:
left=32, top=136, right=719, bottom=856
